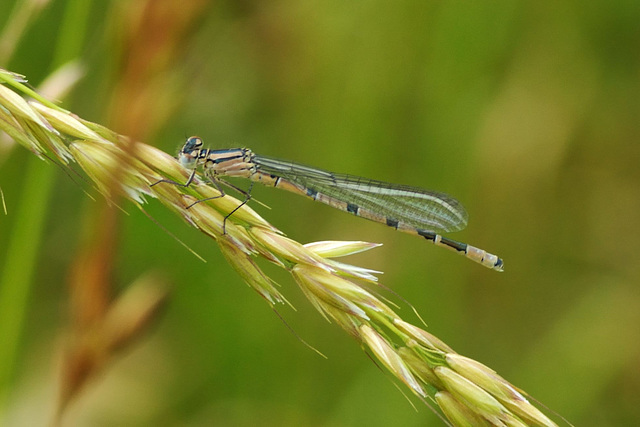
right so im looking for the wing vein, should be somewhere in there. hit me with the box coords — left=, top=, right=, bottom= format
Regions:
left=253, top=155, right=468, bottom=233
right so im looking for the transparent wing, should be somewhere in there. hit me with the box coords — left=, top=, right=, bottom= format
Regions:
left=253, top=155, right=468, bottom=233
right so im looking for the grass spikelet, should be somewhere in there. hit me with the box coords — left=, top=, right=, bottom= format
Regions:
left=304, top=240, right=383, bottom=258
left=394, top=318, right=455, bottom=353
left=436, top=391, right=494, bottom=427
left=435, top=366, right=509, bottom=421
left=31, top=101, right=102, bottom=141
left=218, top=235, right=286, bottom=305
left=360, top=324, right=426, bottom=397
left=0, top=84, right=52, bottom=131
left=445, top=354, right=557, bottom=426
left=292, top=264, right=371, bottom=319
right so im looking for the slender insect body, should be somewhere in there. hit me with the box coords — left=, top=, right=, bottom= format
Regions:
left=170, top=136, right=504, bottom=271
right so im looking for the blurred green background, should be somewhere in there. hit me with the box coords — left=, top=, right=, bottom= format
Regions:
left=1, top=0, right=639, bottom=425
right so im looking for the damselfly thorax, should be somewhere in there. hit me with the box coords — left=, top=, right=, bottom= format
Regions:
left=162, top=136, right=504, bottom=271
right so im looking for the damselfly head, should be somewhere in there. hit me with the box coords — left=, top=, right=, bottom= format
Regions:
left=178, top=136, right=203, bottom=168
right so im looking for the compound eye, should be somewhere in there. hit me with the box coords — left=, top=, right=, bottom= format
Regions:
left=183, top=136, right=203, bottom=152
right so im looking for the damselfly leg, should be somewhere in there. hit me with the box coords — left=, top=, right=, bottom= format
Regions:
left=152, top=166, right=254, bottom=233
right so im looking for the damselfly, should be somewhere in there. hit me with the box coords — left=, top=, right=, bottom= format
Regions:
left=158, top=136, right=503, bottom=271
